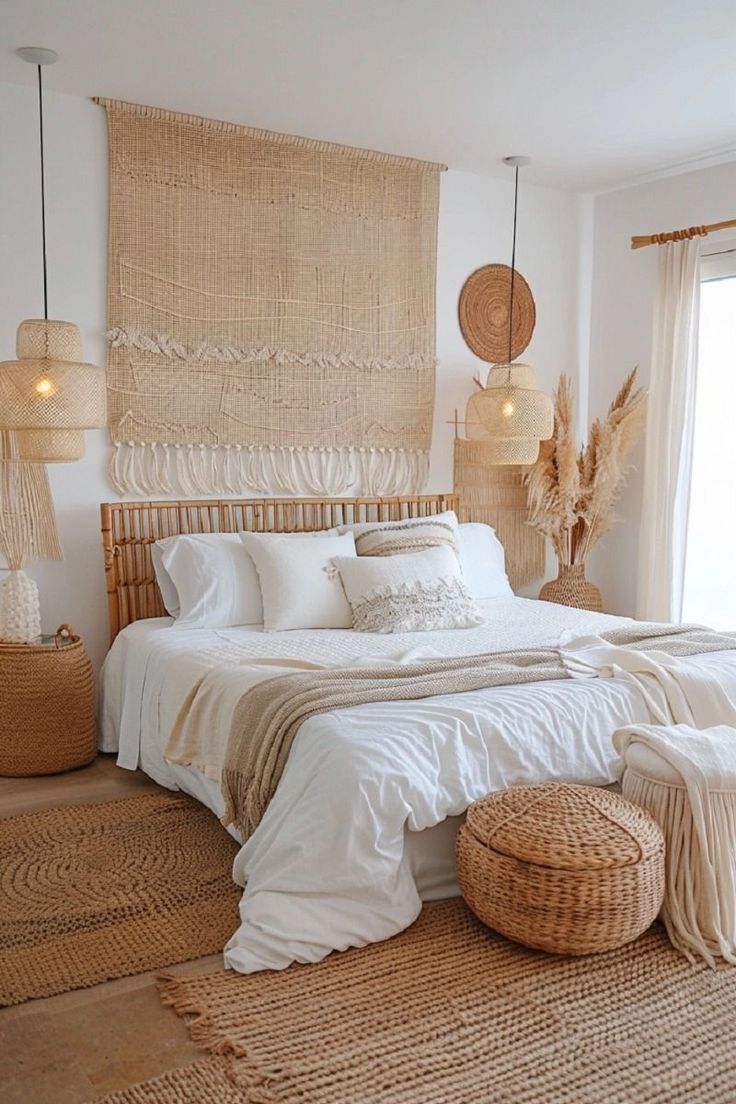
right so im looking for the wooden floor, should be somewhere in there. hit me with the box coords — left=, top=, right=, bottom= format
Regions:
left=0, top=756, right=222, bottom=1103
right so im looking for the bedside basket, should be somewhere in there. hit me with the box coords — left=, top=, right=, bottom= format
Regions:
left=0, top=626, right=96, bottom=776
left=456, top=782, right=665, bottom=955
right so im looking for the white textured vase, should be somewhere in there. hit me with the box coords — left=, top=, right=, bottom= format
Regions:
left=0, top=569, right=42, bottom=643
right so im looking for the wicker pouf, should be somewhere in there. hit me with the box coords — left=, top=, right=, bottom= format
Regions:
left=0, top=626, right=97, bottom=777
left=457, top=782, right=665, bottom=955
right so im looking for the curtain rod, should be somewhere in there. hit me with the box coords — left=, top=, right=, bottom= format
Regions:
left=631, top=217, right=736, bottom=250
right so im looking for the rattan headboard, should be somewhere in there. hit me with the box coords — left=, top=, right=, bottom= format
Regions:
left=101, top=494, right=459, bottom=643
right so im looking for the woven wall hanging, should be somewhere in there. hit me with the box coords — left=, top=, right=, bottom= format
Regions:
left=94, top=98, right=445, bottom=497
left=458, top=263, right=535, bottom=364
left=453, top=438, right=545, bottom=588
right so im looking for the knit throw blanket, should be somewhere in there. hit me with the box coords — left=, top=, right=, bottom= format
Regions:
left=221, top=623, right=736, bottom=840
left=616, top=723, right=736, bottom=966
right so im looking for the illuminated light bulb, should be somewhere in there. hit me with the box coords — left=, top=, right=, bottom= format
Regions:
left=35, top=377, right=56, bottom=397
left=501, top=399, right=515, bottom=418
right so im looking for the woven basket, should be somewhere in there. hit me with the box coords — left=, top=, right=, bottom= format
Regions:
left=457, top=783, right=665, bottom=955
left=539, top=563, right=603, bottom=612
left=0, top=625, right=97, bottom=776
left=458, top=264, right=536, bottom=362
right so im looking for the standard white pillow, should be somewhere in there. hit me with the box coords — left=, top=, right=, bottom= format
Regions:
left=151, top=543, right=181, bottom=617
left=240, top=531, right=356, bottom=630
left=152, top=529, right=342, bottom=627
left=334, top=545, right=484, bottom=633
left=458, top=523, right=513, bottom=599
left=155, top=533, right=263, bottom=627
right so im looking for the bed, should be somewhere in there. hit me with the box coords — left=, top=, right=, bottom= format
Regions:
left=99, top=495, right=736, bottom=974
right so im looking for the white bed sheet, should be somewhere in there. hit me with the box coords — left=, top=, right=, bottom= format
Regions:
left=99, top=597, right=736, bottom=973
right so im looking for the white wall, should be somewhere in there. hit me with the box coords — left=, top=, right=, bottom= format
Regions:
left=1, top=81, right=586, bottom=669
left=586, top=161, right=736, bottom=615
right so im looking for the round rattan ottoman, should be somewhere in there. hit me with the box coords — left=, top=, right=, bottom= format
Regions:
left=456, top=782, right=665, bottom=955
left=0, top=626, right=96, bottom=776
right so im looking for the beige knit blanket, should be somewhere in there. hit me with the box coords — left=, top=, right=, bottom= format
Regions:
left=221, top=623, right=736, bottom=839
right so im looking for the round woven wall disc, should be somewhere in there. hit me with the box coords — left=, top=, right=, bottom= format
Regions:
left=458, top=263, right=536, bottom=363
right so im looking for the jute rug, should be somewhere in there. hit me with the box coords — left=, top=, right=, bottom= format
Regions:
left=97, top=898, right=736, bottom=1104
left=0, top=792, right=240, bottom=1006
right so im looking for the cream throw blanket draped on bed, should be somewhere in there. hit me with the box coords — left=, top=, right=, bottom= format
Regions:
left=208, top=623, right=736, bottom=840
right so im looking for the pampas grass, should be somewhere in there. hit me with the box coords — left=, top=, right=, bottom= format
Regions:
left=526, top=369, right=647, bottom=567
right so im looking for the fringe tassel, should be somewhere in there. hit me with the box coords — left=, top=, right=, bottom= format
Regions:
left=622, top=770, right=736, bottom=967
left=0, top=439, right=63, bottom=567
left=108, top=442, right=429, bottom=498
left=454, top=441, right=545, bottom=589
left=157, top=975, right=285, bottom=1102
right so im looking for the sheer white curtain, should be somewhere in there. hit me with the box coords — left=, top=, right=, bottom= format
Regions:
left=636, top=238, right=701, bottom=622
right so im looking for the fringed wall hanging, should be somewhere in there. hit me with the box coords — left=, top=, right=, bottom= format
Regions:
left=94, top=98, right=445, bottom=497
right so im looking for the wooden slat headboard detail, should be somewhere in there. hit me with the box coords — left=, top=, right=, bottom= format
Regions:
left=101, top=495, right=459, bottom=644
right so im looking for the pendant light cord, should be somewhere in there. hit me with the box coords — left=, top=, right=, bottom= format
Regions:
left=37, top=63, right=49, bottom=321
left=506, top=164, right=520, bottom=378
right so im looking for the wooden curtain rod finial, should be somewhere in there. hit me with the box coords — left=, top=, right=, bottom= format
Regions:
left=631, top=218, right=736, bottom=250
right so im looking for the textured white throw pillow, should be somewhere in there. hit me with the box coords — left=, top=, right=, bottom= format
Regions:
left=240, top=532, right=356, bottom=630
left=334, top=545, right=484, bottom=633
left=458, top=523, right=513, bottom=599
left=155, top=533, right=264, bottom=627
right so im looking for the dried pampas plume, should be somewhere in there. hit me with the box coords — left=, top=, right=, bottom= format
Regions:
left=526, top=369, right=647, bottom=566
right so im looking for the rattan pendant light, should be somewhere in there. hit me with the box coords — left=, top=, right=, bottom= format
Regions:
left=473, top=157, right=553, bottom=465
left=0, top=49, right=105, bottom=462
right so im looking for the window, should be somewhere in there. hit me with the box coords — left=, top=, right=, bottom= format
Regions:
left=682, top=243, right=736, bottom=629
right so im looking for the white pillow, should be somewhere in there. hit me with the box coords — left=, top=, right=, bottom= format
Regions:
left=152, top=529, right=342, bottom=627
left=151, top=543, right=181, bottom=617
left=458, top=523, right=513, bottom=599
left=155, top=533, right=263, bottom=628
left=240, top=532, right=356, bottom=630
left=334, top=545, right=484, bottom=633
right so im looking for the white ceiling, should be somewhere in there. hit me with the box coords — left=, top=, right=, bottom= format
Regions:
left=2, top=0, right=736, bottom=191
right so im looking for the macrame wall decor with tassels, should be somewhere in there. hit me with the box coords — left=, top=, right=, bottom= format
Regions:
left=94, top=98, right=445, bottom=497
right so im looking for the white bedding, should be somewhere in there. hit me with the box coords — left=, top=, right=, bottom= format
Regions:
left=99, top=596, right=736, bottom=973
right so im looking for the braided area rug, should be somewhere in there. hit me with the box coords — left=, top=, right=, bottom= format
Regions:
left=96, top=898, right=736, bottom=1104
left=0, top=792, right=240, bottom=1006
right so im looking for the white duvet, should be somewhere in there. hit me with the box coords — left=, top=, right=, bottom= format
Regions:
left=99, top=596, right=736, bottom=973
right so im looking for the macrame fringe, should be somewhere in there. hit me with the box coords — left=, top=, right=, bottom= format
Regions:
left=109, top=442, right=429, bottom=498
left=0, top=433, right=63, bottom=568
left=622, top=770, right=736, bottom=967
left=107, top=328, right=436, bottom=373
left=454, top=441, right=545, bottom=589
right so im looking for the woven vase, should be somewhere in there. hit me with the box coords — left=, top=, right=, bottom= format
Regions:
left=539, top=563, right=602, bottom=612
